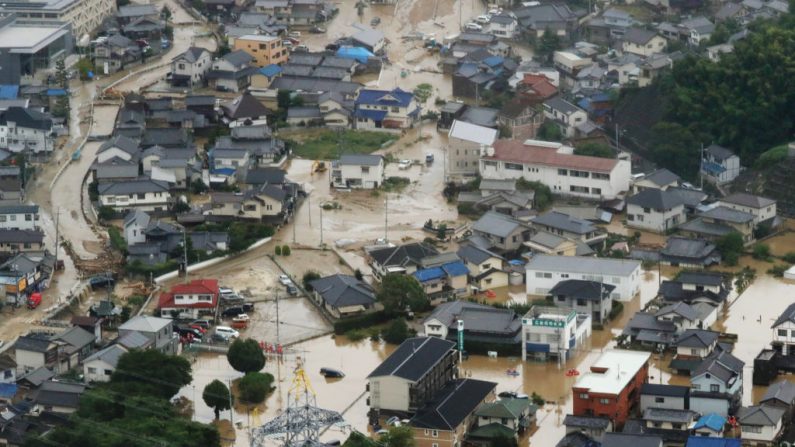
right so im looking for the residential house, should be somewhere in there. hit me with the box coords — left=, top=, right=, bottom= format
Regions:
left=456, top=243, right=508, bottom=290
left=0, top=353, right=15, bottom=384
left=116, top=3, right=158, bottom=25
left=220, top=93, right=269, bottom=127
left=553, top=51, right=593, bottom=89
left=638, top=52, right=678, bottom=87
left=586, top=8, right=636, bottom=44
left=0, top=107, right=54, bottom=154
left=562, top=414, right=613, bottom=444
left=680, top=17, right=715, bottom=45
left=516, top=74, right=558, bottom=103
left=737, top=405, right=785, bottom=446
left=471, top=211, right=531, bottom=253
left=410, top=379, right=497, bottom=447
left=640, top=236, right=721, bottom=268
left=514, top=4, right=582, bottom=39
left=423, top=300, right=521, bottom=345
left=330, top=154, right=384, bottom=189
left=308, top=274, right=377, bottom=319
left=660, top=271, right=729, bottom=307
left=354, top=88, right=419, bottom=130
left=525, top=255, right=642, bottom=300
left=572, top=350, right=651, bottom=428
left=524, top=231, right=592, bottom=257
left=475, top=398, right=535, bottom=434
left=679, top=206, right=755, bottom=245
left=531, top=210, right=607, bottom=247
left=0, top=166, right=22, bottom=204
left=446, top=120, right=498, bottom=178
left=692, top=413, right=727, bottom=437
left=622, top=28, right=667, bottom=56
left=117, top=315, right=178, bottom=355
left=367, top=337, right=459, bottom=415
left=233, top=35, right=288, bottom=67
left=71, top=315, right=103, bottom=340
left=543, top=97, right=588, bottom=138
left=771, top=303, right=795, bottom=356
left=94, top=34, right=141, bottom=74
left=702, top=144, right=741, bottom=184
left=142, top=146, right=200, bottom=189
left=157, top=279, right=219, bottom=320
left=206, top=50, right=258, bottom=92
left=209, top=186, right=289, bottom=222
left=170, top=47, right=212, bottom=87
left=368, top=242, right=439, bottom=281
left=640, top=384, right=690, bottom=412
left=690, top=350, right=744, bottom=416
left=218, top=125, right=286, bottom=166
left=632, top=168, right=681, bottom=193
left=671, top=329, right=720, bottom=374
left=185, top=95, right=218, bottom=121
left=82, top=344, right=127, bottom=383
left=351, top=28, right=386, bottom=54
left=626, top=189, right=687, bottom=233
left=498, top=98, right=543, bottom=142
left=53, top=326, right=95, bottom=363
left=641, top=407, right=698, bottom=433
left=98, top=178, right=171, bottom=212
left=13, top=334, right=62, bottom=374
left=31, top=380, right=86, bottom=414
left=0, top=205, right=39, bottom=230
left=719, top=193, right=776, bottom=227
left=521, top=306, right=592, bottom=361
left=480, top=139, right=631, bottom=200
left=488, top=13, right=519, bottom=39
left=759, top=381, right=795, bottom=421
left=413, top=260, right=470, bottom=301
left=547, top=279, right=615, bottom=325
left=0, top=229, right=44, bottom=253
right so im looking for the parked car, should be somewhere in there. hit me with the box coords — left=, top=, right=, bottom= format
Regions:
left=498, top=391, right=517, bottom=398
left=222, top=306, right=246, bottom=318
left=398, top=159, right=411, bottom=170
left=211, top=333, right=230, bottom=343
left=286, top=284, right=298, bottom=296
left=320, top=367, right=345, bottom=378
left=476, top=15, right=491, bottom=24
left=464, top=22, right=483, bottom=31
left=215, top=326, right=240, bottom=339
left=425, top=153, right=434, bottom=164
left=279, top=274, right=292, bottom=286
left=288, top=31, right=301, bottom=39
left=282, top=40, right=293, bottom=48
left=221, top=294, right=245, bottom=303
left=190, top=319, right=212, bottom=329
left=89, top=275, right=115, bottom=289
left=242, top=303, right=255, bottom=312
left=310, top=25, right=326, bottom=33
left=219, top=287, right=235, bottom=295
left=370, top=17, right=381, bottom=26
left=325, top=43, right=340, bottom=51
left=293, top=44, right=309, bottom=52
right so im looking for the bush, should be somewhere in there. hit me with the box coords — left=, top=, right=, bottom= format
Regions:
left=783, top=252, right=795, bottom=264
left=531, top=392, right=545, bottom=406
left=128, top=295, right=145, bottom=307
left=227, top=339, right=265, bottom=374
left=354, top=269, right=363, bottom=280
left=382, top=318, right=411, bottom=344
left=754, top=145, right=789, bottom=170
left=97, top=206, right=115, bottom=221
left=516, top=179, right=552, bottom=210
left=752, top=243, right=772, bottom=261
left=457, top=202, right=479, bottom=217
left=383, top=176, right=410, bottom=192
left=608, top=301, right=624, bottom=320
left=767, top=265, right=788, bottom=277
left=126, top=259, right=178, bottom=276
left=303, top=271, right=321, bottom=290
left=275, top=245, right=282, bottom=256
left=282, top=245, right=291, bottom=256
left=333, top=311, right=394, bottom=334
left=108, top=227, right=127, bottom=252
left=345, top=328, right=368, bottom=341
left=238, top=372, right=274, bottom=404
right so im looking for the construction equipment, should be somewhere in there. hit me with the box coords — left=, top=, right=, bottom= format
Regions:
left=312, top=161, right=327, bottom=174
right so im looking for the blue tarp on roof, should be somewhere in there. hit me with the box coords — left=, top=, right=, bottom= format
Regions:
left=441, top=261, right=469, bottom=277
left=414, top=267, right=445, bottom=282
left=702, top=161, right=726, bottom=175
left=211, top=167, right=236, bottom=176
left=0, top=383, right=17, bottom=399
left=692, top=413, right=726, bottom=431
left=46, top=88, right=68, bottom=96
left=354, top=108, right=387, bottom=122
left=336, top=46, right=374, bottom=63
left=259, top=64, right=282, bottom=78
left=357, top=88, right=413, bottom=107
left=508, top=259, right=525, bottom=266
left=0, top=85, right=19, bottom=99
left=685, top=437, right=740, bottom=447
left=482, top=56, right=504, bottom=67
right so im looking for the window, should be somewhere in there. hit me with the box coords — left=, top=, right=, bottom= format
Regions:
left=561, top=273, right=569, bottom=278
left=0, top=216, right=6, bottom=222
left=361, top=167, right=370, bottom=174
left=25, top=214, right=31, bottom=221
left=599, top=398, right=610, bottom=404
left=643, top=207, right=651, bottom=213
left=790, top=329, right=795, bottom=337
left=424, top=430, right=429, bottom=435
left=579, top=393, right=588, bottom=399
left=557, top=296, right=565, bottom=302
left=591, top=188, right=601, bottom=195
left=431, top=430, right=438, bottom=438
left=137, top=193, right=146, bottom=199
left=778, top=329, right=787, bottom=337
left=3, top=370, right=11, bottom=379
left=391, top=107, right=399, bottom=112
left=691, top=348, right=698, bottom=355
left=88, top=367, right=97, bottom=374
left=9, top=215, right=15, bottom=221
left=432, top=444, right=439, bottom=447
left=672, top=423, right=682, bottom=430
left=742, top=425, right=762, bottom=433
left=593, top=173, right=610, bottom=180
left=505, top=162, right=523, bottom=170
left=655, top=397, right=665, bottom=403
left=710, top=384, right=720, bottom=392
left=558, top=169, right=568, bottom=176
left=570, top=185, right=589, bottom=194
left=636, top=215, right=644, bottom=222
left=611, top=277, right=620, bottom=284
left=576, top=299, right=586, bottom=306
left=104, top=369, right=113, bottom=375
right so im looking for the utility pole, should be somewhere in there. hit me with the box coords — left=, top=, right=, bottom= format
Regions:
left=699, top=143, right=705, bottom=190
left=292, top=212, right=296, bottom=244
left=54, top=207, right=60, bottom=273
left=183, top=229, right=189, bottom=283
left=319, top=204, right=324, bottom=246
left=227, top=379, right=235, bottom=425
left=384, top=194, right=388, bottom=242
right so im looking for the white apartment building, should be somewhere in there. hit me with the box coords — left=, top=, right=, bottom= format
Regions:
left=521, top=306, right=592, bottom=361
left=479, top=139, right=631, bottom=200
left=543, top=97, right=588, bottom=138
left=331, top=154, right=384, bottom=189
left=525, top=254, right=642, bottom=301
left=0, top=107, right=54, bottom=154
left=1, top=0, right=116, bottom=38
left=0, top=204, right=40, bottom=230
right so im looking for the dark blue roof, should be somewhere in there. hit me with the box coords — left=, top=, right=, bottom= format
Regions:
left=357, top=88, right=413, bottom=107
left=259, top=64, right=282, bottom=78
left=702, top=161, right=726, bottom=174
left=0, top=383, right=17, bottom=398
left=414, top=266, right=445, bottom=282
left=0, top=85, right=19, bottom=99
left=354, top=108, right=388, bottom=121
left=685, top=437, right=740, bottom=447
left=442, top=261, right=469, bottom=277
left=46, top=89, right=68, bottom=96
left=482, top=55, right=504, bottom=67
left=211, top=167, right=236, bottom=176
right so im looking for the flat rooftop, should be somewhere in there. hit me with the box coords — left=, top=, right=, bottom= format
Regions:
left=0, top=24, right=68, bottom=53
left=574, top=349, right=650, bottom=395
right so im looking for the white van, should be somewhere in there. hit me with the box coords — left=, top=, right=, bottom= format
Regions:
left=215, top=326, right=240, bottom=339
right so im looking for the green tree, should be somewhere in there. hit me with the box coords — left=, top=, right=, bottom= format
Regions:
left=537, top=121, right=562, bottom=142
left=574, top=142, right=614, bottom=158
left=161, top=5, right=172, bottom=20
left=492, top=435, right=518, bottom=447
left=354, top=268, right=364, bottom=280
left=343, top=431, right=377, bottom=447
left=716, top=232, right=744, bottom=266
left=752, top=243, right=771, bottom=261
left=536, top=28, right=562, bottom=63
left=238, top=372, right=274, bottom=404
left=436, top=223, right=447, bottom=240
left=76, top=58, right=94, bottom=80
left=227, top=338, right=265, bottom=374
left=277, top=89, right=292, bottom=110
left=382, top=318, right=411, bottom=344
left=203, top=379, right=231, bottom=419
left=111, top=350, right=192, bottom=399
left=355, top=0, right=367, bottom=19
left=379, top=426, right=415, bottom=447
left=377, top=274, right=429, bottom=313
left=303, top=270, right=321, bottom=290
left=647, top=122, right=700, bottom=181
left=413, top=83, right=433, bottom=103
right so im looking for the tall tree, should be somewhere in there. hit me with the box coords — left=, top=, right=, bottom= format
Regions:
left=111, top=349, right=192, bottom=399
left=227, top=338, right=266, bottom=373
left=377, top=274, right=429, bottom=313
left=203, top=379, right=231, bottom=419
left=238, top=372, right=274, bottom=404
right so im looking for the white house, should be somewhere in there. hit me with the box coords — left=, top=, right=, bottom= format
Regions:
left=521, top=305, right=592, bottom=361
left=525, top=254, right=641, bottom=300
left=691, top=350, right=744, bottom=416
left=0, top=107, right=54, bottom=154
left=354, top=88, right=419, bottom=130
left=631, top=168, right=681, bottom=193
left=0, top=205, right=40, bottom=230
left=738, top=405, right=785, bottom=446
left=675, top=329, right=720, bottom=360
left=543, top=97, right=588, bottom=138
left=639, top=384, right=690, bottom=412
left=83, top=344, right=128, bottom=383
left=772, top=303, right=795, bottom=356
left=98, top=179, right=172, bottom=212
left=625, top=189, right=686, bottom=233
left=479, top=139, right=631, bottom=200
left=681, top=17, right=715, bottom=46
left=447, top=119, right=498, bottom=177
left=488, top=13, right=518, bottom=39
left=170, top=46, right=213, bottom=87
left=95, top=135, right=139, bottom=164
left=330, top=154, right=385, bottom=189
left=123, top=209, right=150, bottom=245
left=622, top=28, right=667, bottom=57
left=719, top=193, right=776, bottom=226
left=702, top=144, right=741, bottom=184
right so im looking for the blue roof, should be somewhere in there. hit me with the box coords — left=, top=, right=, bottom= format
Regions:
left=354, top=108, right=388, bottom=122
left=702, top=161, right=726, bottom=175
left=357, top=88, right=413, bottom=107
left=442, top=261, right=469, bottom=277
left=0, top=85, right=19, bottom=99
left=590, top=93, right=612, bottom=102
left=46, top=88, right=68, bottom=96
left=482, top=56, right=504, bottom=67
left=414, top=267, right=446, bottom=282
left=693, top=413, right=726, bottom=431
left=211, top=167, right=236, bottom=176
left=336, top=46, right=374, bottom=63
left=685, top=437, right=740, bottom=447
left=0, top=383, right=17, bottom=399
left=508, top=259, right=525, bottom=266
left=259, top=64, right=282, bottom=78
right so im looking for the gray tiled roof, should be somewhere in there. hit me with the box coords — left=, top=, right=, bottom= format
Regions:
left=655, top=302, right=699, bottom=321
left=457, top=244, right=502, bottom=265
left=119, top=315, right=171, bottom=333
left=309, top=274, right=375, bottom=308
left=544, top=96, right=583, bottom=115
left=761, top=380, right=795, bottom=405
left=83, top=344, right=127, bottom=368
left=623, top=27, right=659, bottom=45
left=706, top=144, right=735, bottom=161
left=525, top=254, right=640, bottom=276
left=676, top=329, right=719, bottom=349
left=627, top=189, right=684, bottom=210
left=699, top=206, right=754, bottom=223
left=338, top=154, right=382, bottom=166
left=423, top=300, right=520, bottom=335
left=643, top=408, right=697, bottom=423
left=532, top=210, right=598, bottom=235
left=721, top=193, right=775, bottom=209
left=473, top=211, right=524, bottom=238
left=641, top=168, right=681, bottom=186
left=98, top=179, right=170, bottom=195
left=368, top=337, right=456, bottom=380
left=738, top=405, right=785, bottom=426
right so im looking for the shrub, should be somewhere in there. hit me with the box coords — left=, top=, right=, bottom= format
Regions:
left=275, top=245, right=282, bottom=256
left=108, top=227, right=126, bottom=252
left=333, top=311, right=393, bottom=334
left=531, top=392, right=545, bottom=406
left=303, top=271, right=321, bottom=290
left=345, top=328, right=368, bottom=341
left=97, top=206, right=115, bottom=221
left=767, top=265, right=788, bottom=277
left=282, top=245, right=291, bottom=256
left=382, top=318, right=411, bottom=344
left=752, top=243, right=772, bottom=261
left=238, top=372, right=274, bottom=404
left=608, top=301, right=624, bottom=320
left=783, top=252, right=795, bottom=264
left=354, top=269, right=363, bottom=280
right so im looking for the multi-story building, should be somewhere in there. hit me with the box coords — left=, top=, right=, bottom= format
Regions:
left=0, top=205, right=40, bottom=230
left=719, top=193, right=776, bottom=227
left=233, top=35, right=288, bottom=67
left=367, top=337, right=458, bottom=416
left=368, top=242, right=439, bottom=281
left=547, top=279, right=615, bottom=325
left=525, top=255, right=642, bottom=301
left=0, top=107, right=54, bottom=154
left=480, top=139, right=631, bottom=200
left=771, top=303, right=795, bottom=356
left=424, top=300, right=521, bottom=345
left=330, top=154, right=384, bottom=189
left=531, top=210, right=607, bottom=247
left=572, top=349, right=651, bottom=428
left=621, top=28, right=667, bottom=57
left=354, top=88, right=419, bottom=130
left=170, top=47, right=213, bottom=87
left=0, top=15, right=72, bottom=84
left=118, top=316, right=178, bottom=355
left=157, top=279, right=220, bottom=320
left=0, top=0, right=113, bottom=42
left=521, top=305, right=592, bottom=361
left=626, top=189, right=687, bottom=233
left=543, top=97, right=588, bottom=138
left=471, top=211, right=531, bottom=253
left=97, top=178, right=171, bottom=212
left=446, top=119, right=497, bottom=178
left=702, top=144, right=740, bottom=184
left=679, top=206, right=756, bottom=245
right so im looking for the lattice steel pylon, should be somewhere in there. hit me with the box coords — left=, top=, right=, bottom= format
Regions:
left=250, top=358, right=344, bottom=447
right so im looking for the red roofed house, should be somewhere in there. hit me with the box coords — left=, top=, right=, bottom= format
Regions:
left=518, top=74, right=558, bottom=101
left=158, top=279, right=220, bottom=319
left=479, top=139, right=631, bottom=200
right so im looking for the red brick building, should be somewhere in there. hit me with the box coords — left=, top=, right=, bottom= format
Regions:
left=572, top=349, right=650, bottom=428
